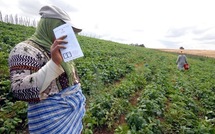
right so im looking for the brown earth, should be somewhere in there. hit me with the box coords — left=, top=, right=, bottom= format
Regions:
left=157, top=49, right=215, bottom=58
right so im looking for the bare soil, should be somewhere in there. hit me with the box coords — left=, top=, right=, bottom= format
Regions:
left=157, top=49, right=215, bottom=58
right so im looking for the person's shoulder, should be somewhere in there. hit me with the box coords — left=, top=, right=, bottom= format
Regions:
left=13, top=41, right=29, bottom=49
left=9, top=41, right=43, bottom=57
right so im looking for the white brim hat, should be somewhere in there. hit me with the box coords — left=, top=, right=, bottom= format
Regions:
left=39, top=5, right=82, bottom=33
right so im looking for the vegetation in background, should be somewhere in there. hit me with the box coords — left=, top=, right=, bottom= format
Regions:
left=0, top=21, right=215, bottom=134
left=0, top=11, right=37, bottom=27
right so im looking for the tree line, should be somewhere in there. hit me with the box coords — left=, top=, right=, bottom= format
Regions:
left=130, top=43, right=145, bottom=47
left=0, top=11, right=37, bottom=27
left=0, top=11, right=146, bottom=47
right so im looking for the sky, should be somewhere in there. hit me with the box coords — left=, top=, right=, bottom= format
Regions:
left=1, top=0, right=215, bottom=50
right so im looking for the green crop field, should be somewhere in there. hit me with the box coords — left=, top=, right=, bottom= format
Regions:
left=0, top=21, right=215, bottom=134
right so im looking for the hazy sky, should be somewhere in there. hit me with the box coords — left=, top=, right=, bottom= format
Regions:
left=1, top=0, right=215, bottom=50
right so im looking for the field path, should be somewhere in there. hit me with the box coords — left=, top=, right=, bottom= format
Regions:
left=157, top=49, right=215, bottom=58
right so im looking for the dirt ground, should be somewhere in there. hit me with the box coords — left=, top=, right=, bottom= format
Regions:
left=157, top=49, right=215, bottom=58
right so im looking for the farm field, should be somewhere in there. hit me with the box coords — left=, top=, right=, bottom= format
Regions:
left=0, top=21, right=215, bottom=134
left=158, top=49, right=215, bottom=58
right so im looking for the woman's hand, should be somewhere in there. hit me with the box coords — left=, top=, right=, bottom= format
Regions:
left=51, top=35, right=68, bottom=66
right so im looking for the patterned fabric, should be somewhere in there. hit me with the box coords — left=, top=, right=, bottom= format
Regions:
left=8, top=41, right=78, bottom=102
left=58, top=73, right=70, bottom=89
left=9, top=42, right=48, bottom=102
left=28, top=84, right=86, bottom=134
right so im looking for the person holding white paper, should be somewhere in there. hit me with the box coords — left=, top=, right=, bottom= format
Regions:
left=8, top=5, right=86, bottom=134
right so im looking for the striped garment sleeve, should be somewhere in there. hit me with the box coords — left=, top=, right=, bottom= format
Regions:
left=8, top=42, right=63, bottom=102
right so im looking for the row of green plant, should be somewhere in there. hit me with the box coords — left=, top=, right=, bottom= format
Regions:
left=0, top=22, right=35, bottom=133
left=0, top=21, right=215, bottom=133
left=0, top=21, right=142, bottom=133
left=81, top=48, right=215, bottom=133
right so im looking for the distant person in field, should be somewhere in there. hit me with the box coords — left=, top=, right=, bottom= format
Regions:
left=8, top=5, right=86, bottom=134
left=176, top=50, right=188, bottom=70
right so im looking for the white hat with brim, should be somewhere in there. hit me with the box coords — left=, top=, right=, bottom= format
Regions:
left=39, top=5, right=82, bottom=33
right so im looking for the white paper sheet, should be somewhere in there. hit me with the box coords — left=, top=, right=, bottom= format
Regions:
left=53, top=23, right=84, bottom=62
